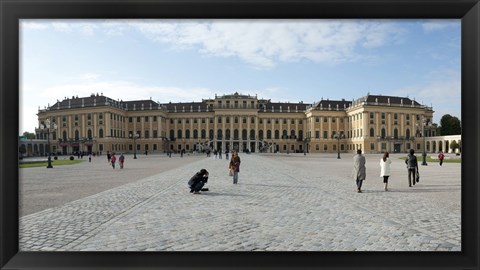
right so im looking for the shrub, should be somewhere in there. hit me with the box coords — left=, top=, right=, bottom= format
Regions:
left=69, top=156, right=74, bottom=161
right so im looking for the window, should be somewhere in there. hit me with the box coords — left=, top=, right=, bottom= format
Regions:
left=234, top=116, right=238, bottom=124
left=154, top=116, right=157, bottom=122
left=243, top=117, right=247, bottom=124
left=144, top=130, right=149, bottom=138
left=332, top=117, right=336, bottom=123
left=370, top=128, right=374, bottom=137
left=234, top=129, right=239, bottom=140
left=267, top=130, right=272, bottom=139
left=258, top=130, right=263, bottom=139
left=242, top=129, right=247, bottom=140
left=250, top=101, right=254, bottom=108
left=129, top=117, right=133, bottom=123
left=185, top=129, right=190, bottom=139
left=177, top=129, right=182, bottom=139
left=324, top=117, right=328, bottom=123
left=274, top=130, right=279, bottom=139
left=145, top=116, right=149, bottom=122
left=170, top=119, right=174, bottom=124
left=170, top=130, right=175, bottom=140
left=202, top=118, right=206, bottom=124
left=178, top=118, right=182, bottom=124
left=251, top=117, right=255, bottom=124
left=267, top=119, right=271, bottom=124
left=381, top=128, right=386, bottom=138
left=153, top=144, right=157, bottom=151
left=226, top=101, right=230, bottom=108
left=316, top=144, right=320, bottom=151
left=226, top=129, right=231, bottom=140
left=186, top=118, right=190, bottom=124
left=153, top=130, right=158, bottom=138
left=259, top=118, right=263, bottom=124
left=218, top=117, right=222, bottom=124
left=218, top=101, right=222, bottom=108
left=217, top=129, right=223, bottom=139
left=371, top=143, right=375, bottom=150
left=275, top=119, right=279, bottom=124
left=210, top=117, right=214, bottom=124
left=99, top=129, right=104, bottom=138
left=283, top=119, right=287, bottom=124
left=226, top=116, right=230, bottom=124
left=201, top=129, right=206, bottom=139
left=315, top=117, right=319, bottom=122
left=333, top=144, right=337, bottom=151
left=234, top=101, right=238, bottom=108
left=243, top=101, right=247, bottom=108
left=209, top=129, right=214, bottom=139
left=194, top=118, right=198, bottom=124
left=315, top=131, right=320, bottom=139
left=193, top=129, right=198, bottom=139
left=323, top=144, right=328, bottom=151
left=299, top=120, right=303, bottom=124
left=323, top=131, right=328, bottom=139
left=137, top=117, right=141, bottom=122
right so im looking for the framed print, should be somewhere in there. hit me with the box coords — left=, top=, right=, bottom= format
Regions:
left=1, top=0, right=479, bottom=269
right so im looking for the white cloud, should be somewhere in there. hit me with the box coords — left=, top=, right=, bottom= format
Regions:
left=21, top=21, right=49, bottom=30
left=422, top=20, right=459, bottom=32
left=392, top=69, right=461, bottom=123
left=128, top=20, right=405, bottom=69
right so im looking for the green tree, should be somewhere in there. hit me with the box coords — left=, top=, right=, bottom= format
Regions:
left=439, top=114, right=461, bottom=135
left=22, top=131, right=36, bottom=139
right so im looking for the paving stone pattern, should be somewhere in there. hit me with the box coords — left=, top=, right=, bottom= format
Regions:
left=19, top=153, right=461, bottom=251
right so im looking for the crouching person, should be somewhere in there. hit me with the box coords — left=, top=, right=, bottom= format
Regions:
left=188, top=169, right=209, bottom=194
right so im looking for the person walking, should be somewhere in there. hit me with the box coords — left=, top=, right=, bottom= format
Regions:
left=380, top=152, right=392, bottom=191
left=218, top=149, right=222, bottom=159
left=119, top=153, right=125, bottom=169
left=107, top=151, right=111, bottom=164
left=352, top=149, right=366, bottom=193
left=438, top=151, right=445, bottom=166
left=88, top=153, right=92, bottom=163
left=110, top=153, right=117, bottom=169
left=405, top=149, right=419, bottom=187
left=229, top=151, right=241, bottom=184
left=225, top=150, right=229, bottom=160
left=187, top=169, right=209, bottom=194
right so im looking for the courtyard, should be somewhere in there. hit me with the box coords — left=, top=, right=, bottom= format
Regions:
left=18, top=152, right=461, bottom=251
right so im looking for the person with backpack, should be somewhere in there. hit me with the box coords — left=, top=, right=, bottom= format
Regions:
left=119, top=153, right=125, bottom=169
left=438, top=151, right=445, bottom=166
left=188, top=169, right=209, bottom=194
left=405, top=149, right=419, bottom=187
left=110, top=153, right=117, bottom=169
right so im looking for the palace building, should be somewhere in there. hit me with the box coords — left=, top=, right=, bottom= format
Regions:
left=35, top=92, right=435, bottom=155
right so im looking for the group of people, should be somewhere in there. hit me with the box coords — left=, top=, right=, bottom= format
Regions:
left=188, top=150, right=241, bottom=194
left=353, top=149, right=445, bottom=193
left=106, top=151, right=125, bottom=169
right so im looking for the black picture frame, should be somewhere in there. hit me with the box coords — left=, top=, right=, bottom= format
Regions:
left=1, top=0, right=479, bottom=269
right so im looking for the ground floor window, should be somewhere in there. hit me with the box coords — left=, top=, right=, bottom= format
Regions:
left=186, top=144, right=190, bottom=151
left=145, top=144, right=149, bottom=151
left=417, top=144, right=421, bottom=150
left=341, top=144, right=345, bottom=151
left=153, top=144, right=157, bottom=151
left=99, top=144, right=104, bottom=151
left=370, top=143, right=375, bottom=150
left=129, top=144, right=132, bottom=151
left=381, top=143, right=386, bottom=150
left=316, top=144, right=320, bottom=151
left=283, top=145, right=287, bottom=151
left=137, top=144, right=141, bottom=151
left=333, top=144, right=337, bottom=151
left=323, top=144, right=328, bottom=152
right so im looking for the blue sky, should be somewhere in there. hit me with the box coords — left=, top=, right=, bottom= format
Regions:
left=20, top=19, right=461, bottom=135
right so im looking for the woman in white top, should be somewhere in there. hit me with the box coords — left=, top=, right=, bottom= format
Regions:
left=380, top=152, right=392, bottom=191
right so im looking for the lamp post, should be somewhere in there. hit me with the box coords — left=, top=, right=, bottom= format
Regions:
left=129, top=132, right=139, bottom=159
left=304, top=136, right=311, bottom=155
left=416, top=117, right=429, bottom=166
left=40, top=119, right=57, bottom=168
left=332, top=132, right=345, bottom=159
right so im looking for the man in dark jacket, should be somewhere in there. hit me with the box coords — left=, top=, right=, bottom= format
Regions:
left=405, top=149, right=419, bottom=187
left=188, top=169, right=209, bottom=194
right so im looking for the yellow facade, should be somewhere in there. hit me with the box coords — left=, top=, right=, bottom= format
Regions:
left=36, top=93, right=434, bottom=155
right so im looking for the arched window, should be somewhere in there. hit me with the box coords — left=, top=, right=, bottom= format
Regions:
left=170, top=130, right=175, bottom=140
left=209, top=129, right=214, bottom=140
left=177, top=129, right=183, bottom=139
left=75, top=130, right=79, bottom=141
left=406, top=129, right=411, bottom=139
left=217, top=129, right=222, bottom=139
left=87, top=129, right=92, bottom=139
left=201, top=129, right=206, bottom=139
left=250, top=129, right=255, bottom=140
left=259, top=130, right=264, bottom=139
left=226, top=129, right=231, bottom=140
left=267, top=130, right=272, bottom=139
left=275, top=130, right=280, bottom=139
left=242, top=129, right=247, bottom=140
left=381, top=128, right=386, bottom=138
left=234, top=129, right=239, bottom=140
left=298, top=130, right=303, bottom=140
left=63, top=131, right=67, bottom=141
left=185, top=129, right=190, bottom=139
left=193, top=129, right=198, bottom=139
left=282, top=129, right=288, bottom=138
left=370, top=128, right=374, bottom=137
left=290, top=129, right=295, bottom=138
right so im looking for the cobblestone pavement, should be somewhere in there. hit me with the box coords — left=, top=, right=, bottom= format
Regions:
left=19, top=153, right=461, bottom=251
